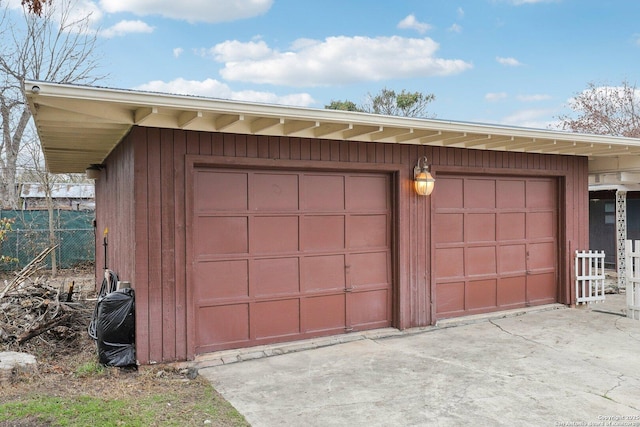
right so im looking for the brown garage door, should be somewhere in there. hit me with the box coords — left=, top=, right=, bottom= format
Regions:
left=190, top=168, right=393, bottom=354
left=434, top=175, right=558, bottom=319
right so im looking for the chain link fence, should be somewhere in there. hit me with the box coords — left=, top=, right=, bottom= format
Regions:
left=0, top=210, right=95, bottom=271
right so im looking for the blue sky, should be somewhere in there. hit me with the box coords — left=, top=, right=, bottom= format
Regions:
left=12, top=0, right=640, bottom=129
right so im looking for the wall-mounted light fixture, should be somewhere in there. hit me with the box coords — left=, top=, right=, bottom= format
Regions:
left=86, top=164, right=105, bottom=180
left=413, top=156, right=435, bottom=196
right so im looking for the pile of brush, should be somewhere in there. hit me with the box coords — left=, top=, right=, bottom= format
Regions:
left=0, top=247, right=92, bottom=348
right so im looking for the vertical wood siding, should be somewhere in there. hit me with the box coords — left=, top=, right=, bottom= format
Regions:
left=98, top=126, right=589, bottom=364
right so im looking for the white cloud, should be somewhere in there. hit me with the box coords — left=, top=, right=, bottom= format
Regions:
left=134, top=78, right=315, bottom=106
left=485, top=92, right=508, bottom=102
left=100, top=20, right=154, bottom=38
left=209, top=40, right=273, bottom=62
left=211, top=36, right=472, bottom=87
left=457, top=7, right=465, bottom=18
left=397, top=14, right=432, bottom=34
left=500, top=108, right=557, bottom=128
left=173, top=47, right=184, bottom=58
left=517, top=94, right=552, bottom=102
left=448, top=23, right=462, bottom=33
left=99, top=0, right=273, bottom=23
left=496, top=56, right=523, bottom=66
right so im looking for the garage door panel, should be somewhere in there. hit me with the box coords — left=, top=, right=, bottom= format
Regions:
left=304, top=295, right=346, bottom=332
left=349, top=289, right=389, bottom=327
left=497, top=276, right=526, bottom=307
left=436, top=282, right=465, bottom=315
left=195, top=171, right=248, bottom=212
left=195, top=260, right=248, bottom=300
left=465, top=179, right=495, bottom=209
left=466, top=246, right=496, bottom=276
left=496, top=180, right=525, bottom=209
left=195, top=216, right=248, bottom=255
left=347, top=176, right=388, bottom=211
left=436, top=248, right=464, bottom=279
left=349, top=215, right=388, bottom=248
left=303, top=255, right=346, bottom=291
left=253, top=300, right=300, bottom=339
left=526, top=180, right=556, bottom=209
left=254, top=258, right=300, bottom=296
left=526, top=273, right=557, bottom=303
left=437, top=178, right=464, bottom=208
left=197, top=304, right=249, bottom=346
left=434, top=213, right=463, bottom=243
left=499, top=244, right=526, bottom=274
left=466, top=279, right=497, bottom=310
left=527, top=212, right=556, bottom=239
left=466, top=213, right=495, bottom=242
left=252, top=216, right=299, bottom=253
left=528, top=242, right=556, bottom=270
left=350, top=252, right=389, bottom=286
left=498, top=213, right=525, bottom=240
left=303, top=175, right=345, bottom=211
left=302, top=215, right=345, bottom=251
left=251, top=173, right=299, bottom=211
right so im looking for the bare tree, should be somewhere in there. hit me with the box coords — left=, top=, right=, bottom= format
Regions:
left=0, top=0, right=102, bottom=208
left=556, top=80, right=640, bottom=137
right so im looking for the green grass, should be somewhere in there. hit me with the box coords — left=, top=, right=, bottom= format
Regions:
left=0, top=396, right=142, bottom=426
left=0, top=382, right=249, bottom=427
left=73, top=360, right=106, bottom=377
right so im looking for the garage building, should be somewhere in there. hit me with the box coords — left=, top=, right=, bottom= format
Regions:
left=25, top=81, right=640, bottom=364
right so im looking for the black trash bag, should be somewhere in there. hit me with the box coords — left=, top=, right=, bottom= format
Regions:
left=96, top=287, right=136, bottom=367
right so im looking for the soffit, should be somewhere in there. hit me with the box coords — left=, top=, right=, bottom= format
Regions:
left=24, top=80, right=640, bottom=174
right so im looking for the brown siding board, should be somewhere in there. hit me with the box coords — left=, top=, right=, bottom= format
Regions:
left=376, top=143, right=385, bottom=164
left=258, top=136, right=269, bottom=158
left=310, top=139, right=321, bottom=160
left=269, top=136, right=280, bottom=159
left=339, top=140, right=349, bottom=162
left=199, top=132, right=212, bottom=155
left=367, top=143, right=376, bottom=163
left=300, top=138, right=311, bottom=160
left=186, top=131, right=200, bottom=155
left=246, top=135, right=258, bottom=158
left=330, top=140, right=340, bottom=162
left=146, top=128, right=164, bottom=363
left=133, top=127, right=150, bottom=363
left=320, top=139, right=330, bottom=160
left=235, top=134, right=247, bottom=157
left=173, top=130, right=188, bottom=360
left=160, top=129, right=177, bottom=361
left=280, top=138, right=291, bottom=160
left=290, top=137, right=301, bottom=160
left=222, top=134, right=234, bottom=157
left=356, top=143, right=365, bottom=162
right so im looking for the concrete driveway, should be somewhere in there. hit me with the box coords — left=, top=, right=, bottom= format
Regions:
left=199, top=301, right=640, bottom=426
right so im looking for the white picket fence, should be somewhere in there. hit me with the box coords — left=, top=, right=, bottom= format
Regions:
left=575, top=250, right=606, bottom=305
left=624, top=240, right=640, bottom=320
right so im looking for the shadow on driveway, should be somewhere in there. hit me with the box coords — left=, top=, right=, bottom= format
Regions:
left=200, top=306, right=640, bottom=426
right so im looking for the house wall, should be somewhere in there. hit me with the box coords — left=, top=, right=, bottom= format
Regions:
left=94, top=133, right=136, bottom=291
left=98, top=126, right=589, bottom=364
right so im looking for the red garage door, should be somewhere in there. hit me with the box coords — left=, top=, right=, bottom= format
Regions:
left=434, top=175, right=558, bottom=319
left=189, top=168, right=393, bottom=354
